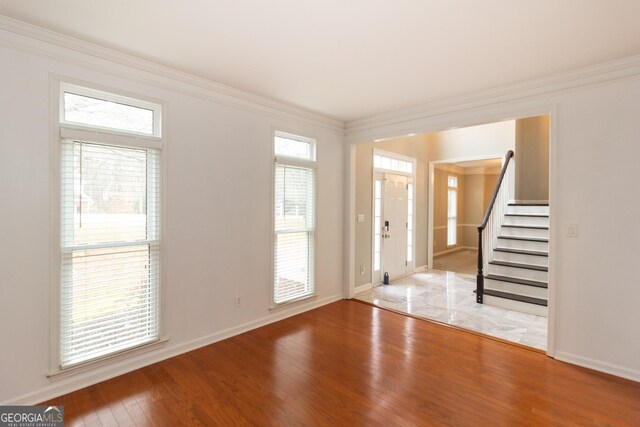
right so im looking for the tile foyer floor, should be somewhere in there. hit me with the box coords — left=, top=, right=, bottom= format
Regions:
left=354, top=269, right=548, bottom=351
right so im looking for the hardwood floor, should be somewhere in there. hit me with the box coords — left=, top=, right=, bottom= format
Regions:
left=43, top=300, right=640, bottom=426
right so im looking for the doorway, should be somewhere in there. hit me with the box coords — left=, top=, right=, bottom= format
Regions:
left=371, top=150, right=416, bottom=285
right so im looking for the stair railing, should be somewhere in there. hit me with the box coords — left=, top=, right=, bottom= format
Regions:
left=477, top=150, right=514, bottom=303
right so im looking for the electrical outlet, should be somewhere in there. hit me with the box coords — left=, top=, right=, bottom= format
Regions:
left=235, top=295, right=242, bottom=308
left=360, top=266, right=366, bottom=275
left=566, top=224, right=578, bottom=238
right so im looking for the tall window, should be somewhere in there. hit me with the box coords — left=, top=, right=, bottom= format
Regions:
left=273, top=131, right=316, bottom=305
left=57, top=82, right=162, bottom=369
left=373, top=179, right=382, bottom=272
left=447, top=176, right=458, bottom=246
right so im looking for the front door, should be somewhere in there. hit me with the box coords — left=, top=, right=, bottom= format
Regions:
left=382, top=173, right=408, bottom=280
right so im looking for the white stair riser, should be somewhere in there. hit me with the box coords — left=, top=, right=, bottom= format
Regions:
left=487, top=263, right=548, bottom=282
left=492, top=251, right=548, bottom=267
left=504, top=216, right=549, bottom=227
left=484, top=278, right=548, bottom=299
left=484, top=295, right=548, bottom=317
left=500, top=227, right=548, bottom=239
left=507, top=205, right=549, bottom=215
left=495, top=238, right=548, bottom=252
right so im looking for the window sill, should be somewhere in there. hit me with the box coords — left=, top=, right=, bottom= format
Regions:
left=269, top=293, right=318, bottom=311
left=47, top=336, right=169, bottom=381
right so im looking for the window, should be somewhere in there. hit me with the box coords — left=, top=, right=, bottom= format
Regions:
left=374, top=153, right=413, bottom=174
left=57, top=82, right=162, bottom=369
left=407, top=183, right=414, bottom=262
left=373, top=179, right=382, bottom=271
left=273, top=131, right=316, bottom=305
left=447, top=176, right=458, bottom=246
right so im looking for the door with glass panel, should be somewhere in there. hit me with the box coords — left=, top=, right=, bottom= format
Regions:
left=381, top=173, right=409, bottom=280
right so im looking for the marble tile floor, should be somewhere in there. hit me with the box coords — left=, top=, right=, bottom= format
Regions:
left=354, top=269, right=548, bottom=351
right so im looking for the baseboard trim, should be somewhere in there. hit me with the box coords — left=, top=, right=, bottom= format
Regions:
left=414, top=265, right=428, bottom=272
left=434, top=246, right=476, bottom=257
left=3, top=293, right=344, bottom=405
left=354, top=283, right=372, bottom=294
left=554, top=351, right=640, bottom=383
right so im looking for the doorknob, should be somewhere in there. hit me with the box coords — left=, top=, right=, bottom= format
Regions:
left=384, top=234, right=390, bottom=238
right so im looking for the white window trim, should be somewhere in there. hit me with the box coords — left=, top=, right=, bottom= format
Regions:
left=270, top=130, right=318, bottom=309
left=447, top=176, right=458, bottom=247
left=59, top=81, right=163, bottom=139
left=49, top=76, right=167, bottom=375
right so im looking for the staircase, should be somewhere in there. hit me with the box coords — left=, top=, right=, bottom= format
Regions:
left=483, top=203, right=548, bottom=317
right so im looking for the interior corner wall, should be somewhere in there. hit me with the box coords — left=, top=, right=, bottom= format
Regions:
left=515, top=115, right=550, bottom=201
left=0, top=34, right=345, bottom=404
left=354, top=136, right=428, bottom=286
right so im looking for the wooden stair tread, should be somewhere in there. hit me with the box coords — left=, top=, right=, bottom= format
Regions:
left=497, top=236, right=548, bottom=242
left=484, top=289, right=548, bottom=306
left=501, top=225, right=549, bottom=230
left=485, top=274, right=548, bottom=288
left=489, top=260, right=548, bottom=272
left=493, top=248, right=548, bottom=257
left=505, top=213, right=549, bottom=218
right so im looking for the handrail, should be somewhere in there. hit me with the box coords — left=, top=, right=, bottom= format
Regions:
left=476, top=150, right=514, bottom=303
left=478, top=150, right=514, bottom=231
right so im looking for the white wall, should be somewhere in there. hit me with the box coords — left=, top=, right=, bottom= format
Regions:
left=346, top=60, right=640, bottom=382
left=0, top=25, right=344, bottom=403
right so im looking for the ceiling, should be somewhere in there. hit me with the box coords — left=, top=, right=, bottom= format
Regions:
left=2, top=1, right=640, bottom=122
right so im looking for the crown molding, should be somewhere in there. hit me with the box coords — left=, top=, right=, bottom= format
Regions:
left=346, top=54, right=640, bottom=138
left=0, top=15, right=345, bottom=132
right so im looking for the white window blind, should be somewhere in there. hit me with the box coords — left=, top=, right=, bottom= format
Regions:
left=60, top=140, right=160, bottom=367
left=273, top=132, right=315, bottom=305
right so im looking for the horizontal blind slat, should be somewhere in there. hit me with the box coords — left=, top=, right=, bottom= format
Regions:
left=60, top=138, right=161, bottom=367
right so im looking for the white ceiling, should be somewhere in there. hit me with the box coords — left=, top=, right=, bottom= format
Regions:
left=2, top=1, right=640, bottom=121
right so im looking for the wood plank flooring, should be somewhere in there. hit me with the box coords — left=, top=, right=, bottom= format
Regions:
left=43, top=300, right=640, bottom=426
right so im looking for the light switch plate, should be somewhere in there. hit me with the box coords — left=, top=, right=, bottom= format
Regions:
left=566, top=223, right=578, bottom=238
left=357, top=214, right=365, bottom=223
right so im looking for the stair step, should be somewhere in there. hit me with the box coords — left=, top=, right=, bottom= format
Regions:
left=506, top=205, right=549, bottom=215
left=484, top=289, right=548, bottom=306
left=485, top=274, right=548, bottom=288
left=505, top=213, right=549, bottom=218
left=489, top=260, right=548, bottom=272
left=501, top=225, right=548, bottom=230
left=494, top=248, right=548, bottom=257
left=498, top=236, right=548, bottom=242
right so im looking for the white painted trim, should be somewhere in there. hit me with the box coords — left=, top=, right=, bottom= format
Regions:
left=345, top=144, right=356, bottom=299
left=3, top=293, right=344, bottom=405
left=345, top=54, right=640, bottom=141
left=0, top=16, right=344, bottom=132
left=354, top=283, right=373, bottom=294
left=545, top=105, right=558, bottom=358
left=554, top=351, right=640, bottom=383
left=433, top=246, right=476, bottom=257
left=414, top=265, right=428, bottom=272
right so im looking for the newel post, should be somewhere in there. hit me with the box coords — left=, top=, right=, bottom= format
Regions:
left=476, top=227, right=484, bottom=303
